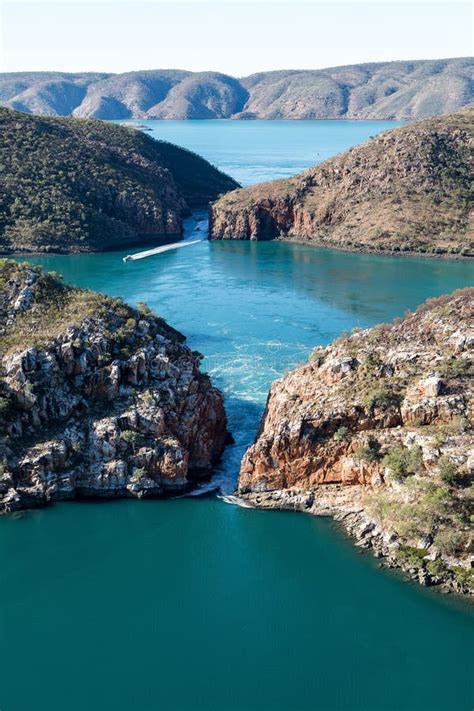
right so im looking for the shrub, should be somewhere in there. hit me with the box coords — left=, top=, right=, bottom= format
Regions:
left=355, top=439, right=380, bottom=462
left=0, top=396, right=10, bottom=417
left=394, top=545, right=427, bottom=569
left=383, top=445, right=423, bottom=482
left=363, top=386, right=401, bottom=410
left=137, top=302, right=153, bottom=317
left=451, top=566, right=474, bottom=589
left=132, top=467, right=147, bottom=480
left=334, top=426, right=349, bottom=442
left=120, top=430, right=140, bottom=453
left=426, top=559, right=447, bottom=578
left=138, top=389, right=154, bottom=405
left=310, top=348, right=325, bottom=367
left=434, top=529, right=465, bottom=556
left=438, top=357, right=472, bottom=379
left=438, top=456, right=460, bottom=486
left=364, top=353, right=380, bottom=370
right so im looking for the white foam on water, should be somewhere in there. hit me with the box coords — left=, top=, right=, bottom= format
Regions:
left=217, top=494, right=254, bottom=508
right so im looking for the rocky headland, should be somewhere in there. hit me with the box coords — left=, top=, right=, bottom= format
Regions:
left=238, top=289, right=474, bottom=594
left=1, top=58, right=472, bottom=120
left=0, top=260, right=228, bottom=511
left=210, top=109, right=473, bottom=257
left=0, top=107, right=238, bottom=254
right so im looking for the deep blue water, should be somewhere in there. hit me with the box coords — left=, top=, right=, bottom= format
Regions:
left=1, top=121, right=473, bottom=711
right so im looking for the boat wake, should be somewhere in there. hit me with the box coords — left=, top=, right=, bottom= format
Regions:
left=123, top=212, right=209, bottom=262
left=123, top=238, right=203, bottom=262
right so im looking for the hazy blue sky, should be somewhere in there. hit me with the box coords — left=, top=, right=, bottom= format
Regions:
left=1, top=0, right=472, bottom=75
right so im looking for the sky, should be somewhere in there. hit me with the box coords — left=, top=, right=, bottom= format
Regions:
left=0, top=0, right=472, bottom=75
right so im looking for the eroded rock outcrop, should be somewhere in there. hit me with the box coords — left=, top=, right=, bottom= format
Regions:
left=210, top=110, right=473, bottom=257
left=0, top=260, right=228, bottom=511
left=239, top=289, right=474, bottom=594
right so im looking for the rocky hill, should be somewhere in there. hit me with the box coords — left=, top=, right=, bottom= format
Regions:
left=210, top=110, right=474, bottom=257
left=238, top=289, right=474, bottom=594
left=1, top=58, right=472, bottom=120
left=0, top=260, right=228, bottom=511
left=0, top=108, right=238, bottom=254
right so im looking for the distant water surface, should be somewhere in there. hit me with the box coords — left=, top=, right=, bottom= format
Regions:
left=2, top=120, right=473, bottom=711
left=121, top=118, right=402, bottom=184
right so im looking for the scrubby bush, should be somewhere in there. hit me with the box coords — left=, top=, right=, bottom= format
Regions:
left=451, top=566, right=474, bottom=589
left=334, top=426, right=349, bottom=442
left=363, top=386, right=401, bottom=410
left=438, top=357, right=472, bottom=379
left=426, top=559, right=447, bottom=577
left=354, top=436, right=381, bottom=462
left=120, top=430, right=140, bottom=453
left=394, top=545, right=427, bottom=569
left=355, top=444, right=380, bottom=462
left=383, top=445, right=423, bottom=481
left=434, top=529, right=466, bottom=556
left=438, top=456, right=460, bottom=486
left=0, top=396, right=10, bottom=417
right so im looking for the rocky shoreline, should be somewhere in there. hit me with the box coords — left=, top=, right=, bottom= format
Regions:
left=238, top=488, right=473, bottom=596
left=237, top=289, right=474, bottom=596
left=272, top=236, right=473, bottom=261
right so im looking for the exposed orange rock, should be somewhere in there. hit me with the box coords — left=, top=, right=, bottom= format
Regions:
left=239, top=289, right=474, bottom=594
left=210, top=110, right=473, bottom=257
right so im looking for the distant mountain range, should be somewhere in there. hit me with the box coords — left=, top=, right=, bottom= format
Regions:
left=1, top=58, right=472, bottom=120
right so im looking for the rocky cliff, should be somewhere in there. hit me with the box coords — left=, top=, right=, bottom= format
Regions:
left=1, top=58, right=472, bottom=120
left=239, top=289, right=474, bottom=594
left=0, top=108, right=238, bottom=254
left=0, top=260, right=228, bottom=511
left=210, top=110, right=473, bottom=257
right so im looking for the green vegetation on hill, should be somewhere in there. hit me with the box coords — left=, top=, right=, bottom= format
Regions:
left=210, top=109, right=474, bottom=256
left=0, top=259, right=182, bottom=356
left=0, top=108, right=238, bottom=253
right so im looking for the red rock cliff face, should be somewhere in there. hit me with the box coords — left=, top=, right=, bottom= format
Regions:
left=239, top=289, right=474, bottom=593
left=209, top=110, right=474, bottom=256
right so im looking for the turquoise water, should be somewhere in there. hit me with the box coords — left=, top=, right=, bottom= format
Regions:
left=2, top=121, right=474, bottom=711
left=123, top=118, right=402, bottom=185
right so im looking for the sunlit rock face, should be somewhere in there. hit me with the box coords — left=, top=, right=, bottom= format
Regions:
left=0, top=261, right=228, bottom=511
left=210, top=110, right=474, bottom=257
left=238, top=288, right=474, bottom=594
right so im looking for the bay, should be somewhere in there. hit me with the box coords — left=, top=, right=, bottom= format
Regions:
left=2, top=120, right=473, bottom=711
